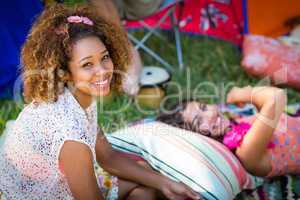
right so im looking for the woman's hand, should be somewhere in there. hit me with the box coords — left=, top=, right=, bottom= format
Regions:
left=160, top=178, right=201, bottom=200
left=95, top=134, right=201, bottom=200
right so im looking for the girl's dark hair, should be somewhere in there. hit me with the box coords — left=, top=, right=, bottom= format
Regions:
left=157, top=100, right=212, bottom=136
left=157, top=100, right=189, bottom=129
left=21, top=4, right=131, bottom=103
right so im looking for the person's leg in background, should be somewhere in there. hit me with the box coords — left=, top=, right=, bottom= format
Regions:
left=87, top=0, right=121, bottom=25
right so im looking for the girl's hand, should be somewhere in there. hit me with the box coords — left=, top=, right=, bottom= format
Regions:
left=227, top=86, right=286, bottom=110
left=161, top=179, right=201, bottom=200
left=226, top=86, right=252, bottom=104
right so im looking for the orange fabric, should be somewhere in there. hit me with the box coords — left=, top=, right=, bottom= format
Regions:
left=247, top=0, right=300, bottom=37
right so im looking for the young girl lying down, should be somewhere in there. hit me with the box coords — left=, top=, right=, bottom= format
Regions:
left=158, top=86, right=299, bottom=178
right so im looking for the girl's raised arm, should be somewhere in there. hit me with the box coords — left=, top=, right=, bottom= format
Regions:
left=227, top=86, right=286, bottom=176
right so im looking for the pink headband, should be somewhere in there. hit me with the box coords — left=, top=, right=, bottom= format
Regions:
left=67, top=15, right=94, bottom=26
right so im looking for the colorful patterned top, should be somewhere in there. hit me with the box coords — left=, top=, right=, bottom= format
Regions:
left=234, top=114, right=300, bottom=177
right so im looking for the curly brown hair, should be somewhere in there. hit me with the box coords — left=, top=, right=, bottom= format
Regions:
left=21, top=4, right=131, bottom=103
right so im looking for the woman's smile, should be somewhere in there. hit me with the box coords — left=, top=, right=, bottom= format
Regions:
left=68, top=36, right=114, bottom=108
left=90, top=76, right=112, bottom=91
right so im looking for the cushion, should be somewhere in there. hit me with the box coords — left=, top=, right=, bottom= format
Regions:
left=106, top=121, right=263, bottom=200
left=242, top=34, right=300, bottom=91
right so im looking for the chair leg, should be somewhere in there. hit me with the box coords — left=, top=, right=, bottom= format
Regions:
left=128, top=34, right=173, bottom=71
left=170, top=6, right=184, bottom=70
left=126, top=1, right=184, bottom=71
left=135, top=7, right=175, bottom=50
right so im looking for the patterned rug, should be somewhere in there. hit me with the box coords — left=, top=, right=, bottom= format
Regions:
left=236, top=175, right=300, bottom=200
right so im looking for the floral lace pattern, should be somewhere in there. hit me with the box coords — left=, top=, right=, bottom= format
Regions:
left=0, top=88, right=102, bottom=199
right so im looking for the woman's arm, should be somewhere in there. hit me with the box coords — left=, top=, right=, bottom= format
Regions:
left=227, top=86, right=287, bottom=175
left=95, top=133, right=200, bottom=200
left=59, top=141, right=103, bottom=200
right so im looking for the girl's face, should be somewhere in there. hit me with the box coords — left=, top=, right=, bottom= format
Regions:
left=68, top=36, right=113, bottom=107
left=181, top=101, right=230, bottom=137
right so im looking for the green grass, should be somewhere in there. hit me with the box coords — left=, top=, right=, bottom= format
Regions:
left=0, top=2, right=300, bottom=134
left=1, top=35, right=300, bottom=134
left=98, top=33, right=300, bottom=133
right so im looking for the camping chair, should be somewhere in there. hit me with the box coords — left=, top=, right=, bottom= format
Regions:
left=49, top=0, right=184, bottom=70
left=125, top=0, right=185, bottom=71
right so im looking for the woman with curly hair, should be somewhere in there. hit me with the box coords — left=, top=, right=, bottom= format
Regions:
left=0, top=4, right=200, bottom=200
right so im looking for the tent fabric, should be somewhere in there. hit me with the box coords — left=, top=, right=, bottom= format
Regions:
left=244, top=0, right=300, bottom=37
left=124, top=0, right=244, bottom=45
left=0, top=0, right=43, bottom=99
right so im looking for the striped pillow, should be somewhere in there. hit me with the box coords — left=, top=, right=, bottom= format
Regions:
left=106, top=122, right=263, bottom=200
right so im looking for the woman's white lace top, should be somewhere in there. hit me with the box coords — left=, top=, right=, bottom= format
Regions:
left=0, top=88, right=98, bottom=199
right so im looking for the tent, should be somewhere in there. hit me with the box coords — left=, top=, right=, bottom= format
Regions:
left=243, top=0, right=300, bottom=37
left=0, top=0, right=43, bottom=99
